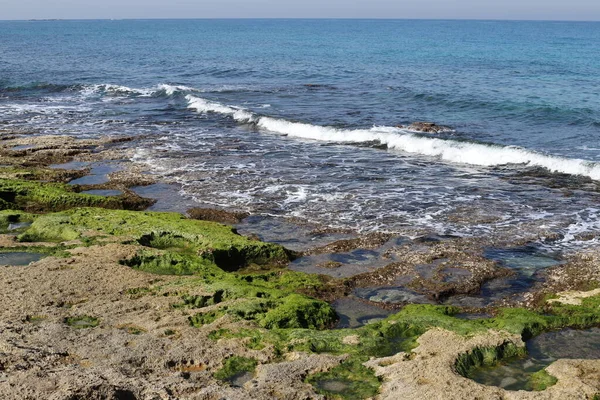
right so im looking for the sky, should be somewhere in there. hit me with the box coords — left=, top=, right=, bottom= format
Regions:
left=2, top=0, right=600, bottom=21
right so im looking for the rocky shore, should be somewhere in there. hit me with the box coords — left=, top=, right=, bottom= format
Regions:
left=0, top=131, right=599, bottom=399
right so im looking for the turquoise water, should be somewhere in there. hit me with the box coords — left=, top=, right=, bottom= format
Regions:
left=1, top=19, right=600, bottom=247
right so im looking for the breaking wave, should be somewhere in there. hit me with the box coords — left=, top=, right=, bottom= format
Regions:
left=186, top=95, right=600, bottom=180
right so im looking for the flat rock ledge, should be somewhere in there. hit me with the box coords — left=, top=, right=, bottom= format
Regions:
left=366, top=328, right=600, bottom=400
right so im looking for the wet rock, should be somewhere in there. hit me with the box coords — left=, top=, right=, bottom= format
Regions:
left=187, top=207, right=249, bottom=225
left=304, top=232, right=393, bottom=255
left=398, top=121, right=452, bottom=134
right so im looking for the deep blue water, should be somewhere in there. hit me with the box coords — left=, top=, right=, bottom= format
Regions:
left=1, top=19, right=600, bottom=247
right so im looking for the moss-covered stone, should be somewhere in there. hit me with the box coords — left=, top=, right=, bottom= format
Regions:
left=0, top=179, right=151, bottom=212
left=0, top=166, right=87, bottom=183
left=19, top=208, right=292, bottom=271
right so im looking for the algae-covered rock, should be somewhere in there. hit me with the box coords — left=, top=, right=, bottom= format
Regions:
left=260, top=294, right=338, bottom=329
left=19, top=208, right=293, bottom=271
left=0, top=179, right=151, bottom=212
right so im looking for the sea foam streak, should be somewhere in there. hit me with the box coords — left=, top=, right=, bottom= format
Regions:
left=186, top=95, right=600, bottom=180
left=80, top=83, right=196, bottom=97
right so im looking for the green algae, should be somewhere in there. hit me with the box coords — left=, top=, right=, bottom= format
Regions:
left=121, top=251, right=217, bottom=276
left=0, top=166, right=86, bottom=183
left=213, top=356, right=258, bottom=383
left=189, top=310, right=225, bottom=326
left=0, top=179, right=149, bottom=212
left=18, top=208, right=292, bottom=270
left=454, top=341, right=527, bottom=378
left=201, top=299, right=600, bottom=398
left=64, top=315, right=100, bottom=329
left=529, top=369, right=558, bottom=391
left=3, top=178, right=597, bottom=398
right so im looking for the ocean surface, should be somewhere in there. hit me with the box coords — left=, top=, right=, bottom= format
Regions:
left=1, top=19, right=600, bottom=250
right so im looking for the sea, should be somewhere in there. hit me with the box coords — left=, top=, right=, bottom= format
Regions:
left=1, top=19, right=600, bottom=252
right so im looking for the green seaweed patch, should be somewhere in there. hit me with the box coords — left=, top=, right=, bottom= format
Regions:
left=176, top=289, right=230, bottom=308
left=122, top=251, right=220, bottom=276
left=307, top=358, right=381, bottom=400
left=64, top=315, right=100, bottom=329
left=189, top=310, right=225, bottom=326
left=529, top=369, right=558, bottom=391
left=213, top=356, right=258, bottom=383
left=454, top=341, right=527, bottom=378
left=0, top=179, right=149, bottom=212
left=210, top=298, right=600, bottom=368
left=0, top=166, right=86, bottom=183
left=19, top=208, right=292, bottom=270
left=188, top=293, right=337, bottom=330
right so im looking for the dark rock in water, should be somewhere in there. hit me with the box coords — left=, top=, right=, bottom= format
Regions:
left=398, top=122, right=452, bottom=134
left=187, top=207, right=249, bottom=225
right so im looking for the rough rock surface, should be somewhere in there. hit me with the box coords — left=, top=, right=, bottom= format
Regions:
left=0, top=243, right=331, bottom=399
left=366, top=328, right=600, bottom=400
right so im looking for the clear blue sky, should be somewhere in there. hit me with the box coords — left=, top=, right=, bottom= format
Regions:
left=2, top=0, right=600, bottom=21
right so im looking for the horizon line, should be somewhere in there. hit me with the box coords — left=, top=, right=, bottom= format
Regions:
left=1, top=17, right=600, bottom=23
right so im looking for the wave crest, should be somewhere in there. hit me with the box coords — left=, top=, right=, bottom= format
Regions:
left=185, top=95, right=600, bottom=180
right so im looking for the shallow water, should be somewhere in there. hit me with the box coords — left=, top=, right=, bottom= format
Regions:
left=470, top=328, right=600, bottom=391
left=1, top=20, right=599, bottom=252
left=229, top=371, right=253, bottom=388
left=290, top=236, right=406, bottom=278
left=354, top=286, right=434, bottom=305
left=50, top=161, right=90, bottom=170
left=0, top=252, right=44, bottom=266
left=446, top=246, right=563, bottom=308
left=332, top=297, right=394, bottom=328
left=315, top=379, right=351, bottom=394
left=68, top=163, right=122, bottom=185
left=131, top=183, right=197, bottom=214
left=7, top=222, right=32, bottom=231
left=236, top=215, right=358, bottom=253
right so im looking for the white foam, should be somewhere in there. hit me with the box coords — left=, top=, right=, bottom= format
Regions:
left=157, top=84, right=196, bottom=96
left=81, top=83, right=197, bottom=98
left=185, top=95, right=254, bottom=122
left=185, top=95, right=600, bottom=181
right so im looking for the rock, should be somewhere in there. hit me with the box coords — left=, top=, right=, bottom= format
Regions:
left=187, top=207, right=249, bottom=225
left=398, top=122, right=452, bottom=134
